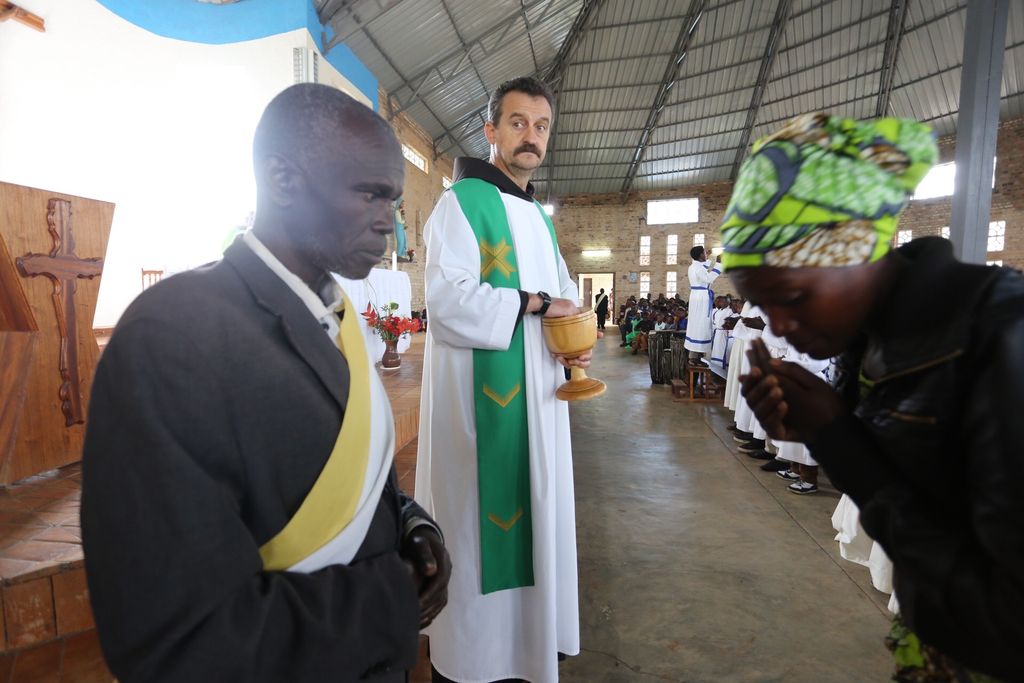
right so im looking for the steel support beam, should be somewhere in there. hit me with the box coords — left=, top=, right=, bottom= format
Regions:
left=542, top=0, right=602, bottom=88
left=520, top=0, right=542, bottom=74
left=730, top=0, right=792, bottom=179
left=435, top=107, right=491, bottom=158
left=950, top=0, right=1009, bottom=264
left=874, top=0, right=911, bottom=117
left=619, top=0, right=707, bottom=198
left=437, top=0, right=492, bottom=117
left=437, top=9, right=913, bottom=149
left=549, top=141, right=741, bottom=167
left=359, top=25, right=470, bottom=157
left=386, top=0, right=556, bottom=122
left=542, top=0, right=604, bottom=201
left=531, top=159, right=733, bottom=184
left=559, top=6, right=961, bottom=96
left=321, top=0, right=409, bottom=51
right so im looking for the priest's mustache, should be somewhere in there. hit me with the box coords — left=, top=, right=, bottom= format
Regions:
left=515, top=144, right=542, bottom=156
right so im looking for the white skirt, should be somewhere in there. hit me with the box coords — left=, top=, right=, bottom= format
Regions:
left=724, top=338, right=746, bottom=411
left=831, top=495, right=898, bottom=613
left=776, top=440, right=818, bottom=467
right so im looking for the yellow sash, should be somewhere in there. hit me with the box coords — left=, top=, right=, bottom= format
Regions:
left=259, top=293, right=373, bottom=571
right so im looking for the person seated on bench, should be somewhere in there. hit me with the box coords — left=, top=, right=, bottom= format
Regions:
left=628, top=313, right=655, bottom=355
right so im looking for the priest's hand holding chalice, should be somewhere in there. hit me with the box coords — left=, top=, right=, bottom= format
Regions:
left=529, top=292, right=607, bottom=401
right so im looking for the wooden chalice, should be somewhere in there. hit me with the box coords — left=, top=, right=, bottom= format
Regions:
left=541, top=310, right=607, bottom=401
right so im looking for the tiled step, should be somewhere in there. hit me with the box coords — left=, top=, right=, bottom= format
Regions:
left=0, top=466, right=111, bottom=681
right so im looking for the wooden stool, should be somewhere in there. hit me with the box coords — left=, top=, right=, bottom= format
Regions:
left=687, top=365, right=722, bottom=401
left=670, top=378, right=687, bottom=399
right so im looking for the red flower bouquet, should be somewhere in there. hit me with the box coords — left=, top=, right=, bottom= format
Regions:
left=362, top=301, right=419, bottom=342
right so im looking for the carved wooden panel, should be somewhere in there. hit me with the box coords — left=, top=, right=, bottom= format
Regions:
left=0, top=182, right=113, bottom=484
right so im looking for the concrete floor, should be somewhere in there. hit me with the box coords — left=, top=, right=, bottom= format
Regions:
left=559, top=330, right=894, bottom=683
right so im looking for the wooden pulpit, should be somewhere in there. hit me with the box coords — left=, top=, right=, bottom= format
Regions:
left=0, top=182, right=113, bottom=484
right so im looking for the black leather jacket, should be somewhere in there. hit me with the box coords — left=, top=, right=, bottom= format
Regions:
left=809, top=238, right=1024, bottom=681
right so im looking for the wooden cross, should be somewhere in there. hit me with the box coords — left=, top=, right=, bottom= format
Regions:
left=16, top=199, right=103, bottom=426
left=0, top=2, right=45, bottom=32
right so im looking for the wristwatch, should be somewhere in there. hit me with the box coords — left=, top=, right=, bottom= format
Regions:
left=534, top=291, right=552, bottom=316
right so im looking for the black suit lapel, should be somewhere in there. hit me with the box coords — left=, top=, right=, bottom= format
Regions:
left=222, top=239, right=350, bottom=412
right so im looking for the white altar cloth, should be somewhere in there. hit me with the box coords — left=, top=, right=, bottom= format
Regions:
left=334, top=268, right=414, bottom=361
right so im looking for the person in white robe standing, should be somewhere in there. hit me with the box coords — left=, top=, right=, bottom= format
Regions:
left=708, top=296, right=732, bottom=366
left=416, top=76, right=588, bottom=683
left=683, top=245, right=722, bottom=356
left=772, top=345, right=831, bottom=493
left=731, top=306, right=767, bottom=440
left=724, top=301, right=754, bottom=412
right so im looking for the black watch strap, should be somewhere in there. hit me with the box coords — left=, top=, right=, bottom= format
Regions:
left=534, top=291, right=552, bottom=316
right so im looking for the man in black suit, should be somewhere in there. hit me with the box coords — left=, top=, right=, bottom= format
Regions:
left=594, top=287, right=609, bottom=330
left=81, top=84, right=451, bottom=682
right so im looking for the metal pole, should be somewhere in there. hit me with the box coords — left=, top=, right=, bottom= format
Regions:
left=949, top=0, right=1008, bottom=264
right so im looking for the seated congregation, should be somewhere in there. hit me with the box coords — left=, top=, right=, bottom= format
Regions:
left=617, top=292, right=745, bottom=400
left=616, top=294, right=690, bottom=354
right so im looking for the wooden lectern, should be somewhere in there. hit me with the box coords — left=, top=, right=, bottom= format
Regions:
left=0, top=182, right=112, bottom=484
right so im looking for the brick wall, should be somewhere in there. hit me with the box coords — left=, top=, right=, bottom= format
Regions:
left=551, top=116, right=1024, bottom=307
left=553, top=182, right=739, bottom=304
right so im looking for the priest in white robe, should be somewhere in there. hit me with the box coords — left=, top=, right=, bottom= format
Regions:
left=684, top=245, right=722, bottom=355
left=416, top=77, right=585, bottom=683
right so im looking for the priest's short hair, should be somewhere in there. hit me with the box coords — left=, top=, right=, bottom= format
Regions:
left=487, top=76, right=555, bottom=125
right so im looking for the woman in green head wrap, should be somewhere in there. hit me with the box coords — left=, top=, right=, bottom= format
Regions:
left=725, top=113, right=1024, bottom=682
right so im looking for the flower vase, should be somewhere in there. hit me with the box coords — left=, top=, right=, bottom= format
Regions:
left=381, top=339, right=401, bottom=370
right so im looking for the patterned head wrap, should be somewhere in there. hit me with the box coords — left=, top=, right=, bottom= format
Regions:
left=719, top=113, right=938, bottom=270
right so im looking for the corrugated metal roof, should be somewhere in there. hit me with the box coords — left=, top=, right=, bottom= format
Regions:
left=319, top=0, right=1024, bottom=196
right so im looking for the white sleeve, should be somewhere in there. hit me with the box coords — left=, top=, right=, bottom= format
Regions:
left=556, top=251, right=579, bottom=303
left=423, top=192, right=523, bottom=351
left=695, top=262, right=723, bottom=286
left=790, top=351, right=831, bottom=375
left=761, top=324, right=790, bottom=357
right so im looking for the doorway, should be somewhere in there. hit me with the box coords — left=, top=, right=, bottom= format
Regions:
left=577, top=272, right=615, bottom=314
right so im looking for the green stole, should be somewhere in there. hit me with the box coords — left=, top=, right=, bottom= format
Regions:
left=450, top=178, right=559, bottom=594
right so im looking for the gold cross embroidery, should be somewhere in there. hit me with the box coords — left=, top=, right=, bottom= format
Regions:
left=488, top=507, right=524, bottom=532
left=480, top=239, right=515, bottom=279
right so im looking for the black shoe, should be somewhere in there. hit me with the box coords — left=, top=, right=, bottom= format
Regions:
left=760, top=458, right=790, bottom=472
left=726, top=423, right=741, bottom=433
left=745, top=449, right=774, bottom=460
left=731, top=431, right=754, bottom=443
left=737, top=439, right=766, bottom=454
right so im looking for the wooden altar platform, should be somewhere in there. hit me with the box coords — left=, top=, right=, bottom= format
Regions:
left=0, top=332, right=429, bottom=681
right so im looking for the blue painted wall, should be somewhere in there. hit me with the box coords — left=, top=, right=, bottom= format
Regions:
left=95, top=0, right=378, bottom=108
left=307, top=6, right=378, bottom=108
